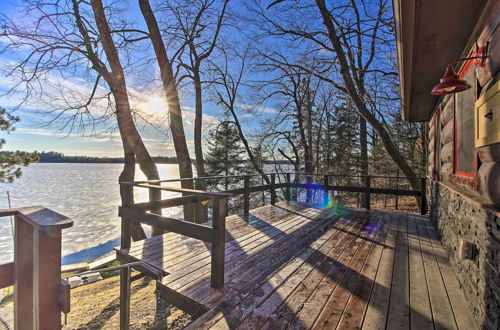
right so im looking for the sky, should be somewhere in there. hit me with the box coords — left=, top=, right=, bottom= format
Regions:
left=0, top=0, right=276, bottom=157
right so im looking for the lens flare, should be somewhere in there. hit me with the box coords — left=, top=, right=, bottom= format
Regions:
left=363, top=222, right=380, bottom=236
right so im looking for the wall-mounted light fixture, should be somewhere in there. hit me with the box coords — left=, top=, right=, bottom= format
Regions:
left=431, top=46, right=488, bottom=95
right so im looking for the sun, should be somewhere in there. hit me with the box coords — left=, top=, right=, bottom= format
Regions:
left=138, top=96, right=168, bottom=115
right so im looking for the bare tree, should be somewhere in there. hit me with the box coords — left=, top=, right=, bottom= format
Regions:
left=138, top=0, right=197, bottom=220
left=263, top=0, right=420, bottom=189
left=1, top=0, right=164, bottom=237
left=209, top=48, right=270, bottom=182
left=159, top=0, right=230, bottom=185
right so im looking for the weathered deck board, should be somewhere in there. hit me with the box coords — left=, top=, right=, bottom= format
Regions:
left=117, top=202, right=477, bottom=329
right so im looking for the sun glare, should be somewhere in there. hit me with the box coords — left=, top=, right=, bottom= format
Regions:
left=139, top=96, right=168, bottom=115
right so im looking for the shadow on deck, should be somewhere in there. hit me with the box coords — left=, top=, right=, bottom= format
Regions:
left=117, top=202, right=476, bottom=329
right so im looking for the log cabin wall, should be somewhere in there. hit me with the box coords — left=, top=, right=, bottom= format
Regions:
left=427, top=5, right=500, bottom=329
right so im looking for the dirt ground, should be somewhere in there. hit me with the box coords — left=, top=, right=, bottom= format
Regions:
left=0, top=274, right=191, bottom=330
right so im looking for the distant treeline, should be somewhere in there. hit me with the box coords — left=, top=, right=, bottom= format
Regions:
left=0, top=151, right=180, bottom=164
left=0, top=151, right=290, bottom=165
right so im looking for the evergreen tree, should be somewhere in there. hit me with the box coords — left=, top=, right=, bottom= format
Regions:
left=0, top=107, right=39, bottom=183
left=205, top=121, right=247, bottom=186
left=205, top=121, right=248, bottom=213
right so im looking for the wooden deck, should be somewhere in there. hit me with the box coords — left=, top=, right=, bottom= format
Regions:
left=116, top=201, right=476, bottom=329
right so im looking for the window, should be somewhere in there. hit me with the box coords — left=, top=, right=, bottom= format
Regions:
left=454, top=60, right=476, bottom=177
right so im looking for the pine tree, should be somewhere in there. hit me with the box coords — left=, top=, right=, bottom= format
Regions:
left=0, top=107, right=39, bottom=183
left=205, top=121, right=244, bottom=178
left=205, top=121, right=249, bottom=213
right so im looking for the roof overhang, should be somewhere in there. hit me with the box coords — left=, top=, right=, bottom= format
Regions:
left=393, top=0, right=488, bottom=122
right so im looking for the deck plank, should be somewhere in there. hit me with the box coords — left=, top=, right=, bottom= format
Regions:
left=386, top=211, right=410, bottom=329
left=418, top=214, right=477, bottom=330
left=416, top=214, right=458, bottom=330
left=407, top=213, right=434, bottom=330
left=361, top=211, right=399, bottom=329
left=336, top=210, right=392, bottom=330
left=305, top=212, right=385, bottom=330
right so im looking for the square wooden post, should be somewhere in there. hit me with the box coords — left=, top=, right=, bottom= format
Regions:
left=270, top=173, right=276, bottom=205
left=323, top=175, right=329, bottom=206
left=14, top=215, right=34, bottom=330
left=211, top=197, right=226, bottom=288
left=243, top=175, right=250, bottom=215
left=364, top=176, right=371, bottom=210
left=10, top=207, right=72, bottom=330
left=120, top=217, right=132, bottom=330
left=419, top=178, right=427, bottom=215
left=285, top=173, right=291, bottom=202
left=33, top=227, right=63, bottom=330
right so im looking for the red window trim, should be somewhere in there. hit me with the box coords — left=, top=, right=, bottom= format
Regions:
left=433, top=109, right=440, bottom=180
left=453, top=57, right=476, bottom=178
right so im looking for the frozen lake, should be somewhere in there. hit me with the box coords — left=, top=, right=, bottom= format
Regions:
left=0, top=163, right=183, bottom=264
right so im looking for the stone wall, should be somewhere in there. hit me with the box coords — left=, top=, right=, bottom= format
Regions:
left=428, top=182, right=500, bottom=329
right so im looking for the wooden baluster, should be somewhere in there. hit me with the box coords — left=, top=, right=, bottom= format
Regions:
left=243, top=175, right=250, bottom=215
left=364, top=176, right=371, bottom=210
left=285, top=173, right=291, bottom=202
left=306, top=175, right=312, bottom=202
left=270, top=173, right=276, bottom=205
left=211, top=197, right=226, bottom=288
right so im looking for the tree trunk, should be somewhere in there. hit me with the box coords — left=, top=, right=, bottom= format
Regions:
left=193, top=69, right=206, bottom=183
left=138, top=0, right=196, bottom=221
left=91, top=0, right=163, bottom=235
left=118, top=138, right=146, bottom=240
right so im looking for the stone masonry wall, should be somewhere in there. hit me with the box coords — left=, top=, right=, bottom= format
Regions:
left=428, top=182, right=500, bottom=329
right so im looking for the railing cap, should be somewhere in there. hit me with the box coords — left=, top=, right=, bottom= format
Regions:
left=0, top=206, right=73, bottom=230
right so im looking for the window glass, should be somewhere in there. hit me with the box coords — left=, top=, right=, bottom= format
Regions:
left=455, top=64, right=476, bottom=175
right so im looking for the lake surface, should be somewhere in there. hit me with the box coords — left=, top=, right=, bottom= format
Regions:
left=0, top=163, right=184, bottom=264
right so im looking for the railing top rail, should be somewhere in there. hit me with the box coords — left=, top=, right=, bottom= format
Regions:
left=285, top=172, right=424, bottom=180
left=121, top=173, right=425, bottom=188
left=0, top=206, right=73, bottom=229
left=122, top=173, right=263, bottom=185
left=120, top=182, right=232, bottom=198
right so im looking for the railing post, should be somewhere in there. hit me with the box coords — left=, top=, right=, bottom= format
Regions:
left=33, top=226, right=64, bottom=329
left=364, top=176, right=371, bottom=210
left=120, top=217, right=131, bottom=330
left=285, top=173, right=291, bottom=202
left=211, top=197, right=226, bottom=288
left=323, top=175, right=329, bottom=206
left=270, top=173, right=276, bottom=205
left=243, top=175, right=250, bottom=215
left=8, top=208, right=73, bottom=330
left=419, top=178, right=427, bottom=215
left=395, top=173, right=399, bottom=210
left=14, top=215, right=34, bottom=330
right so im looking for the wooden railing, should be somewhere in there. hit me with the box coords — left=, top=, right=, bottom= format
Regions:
left=118, top=183, right=231, bottom=289
left=119, top=172, right=425, bottom=329
left=0, top=206, right=73, bottom=330
left=125, top=172, right=427, bottom=216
